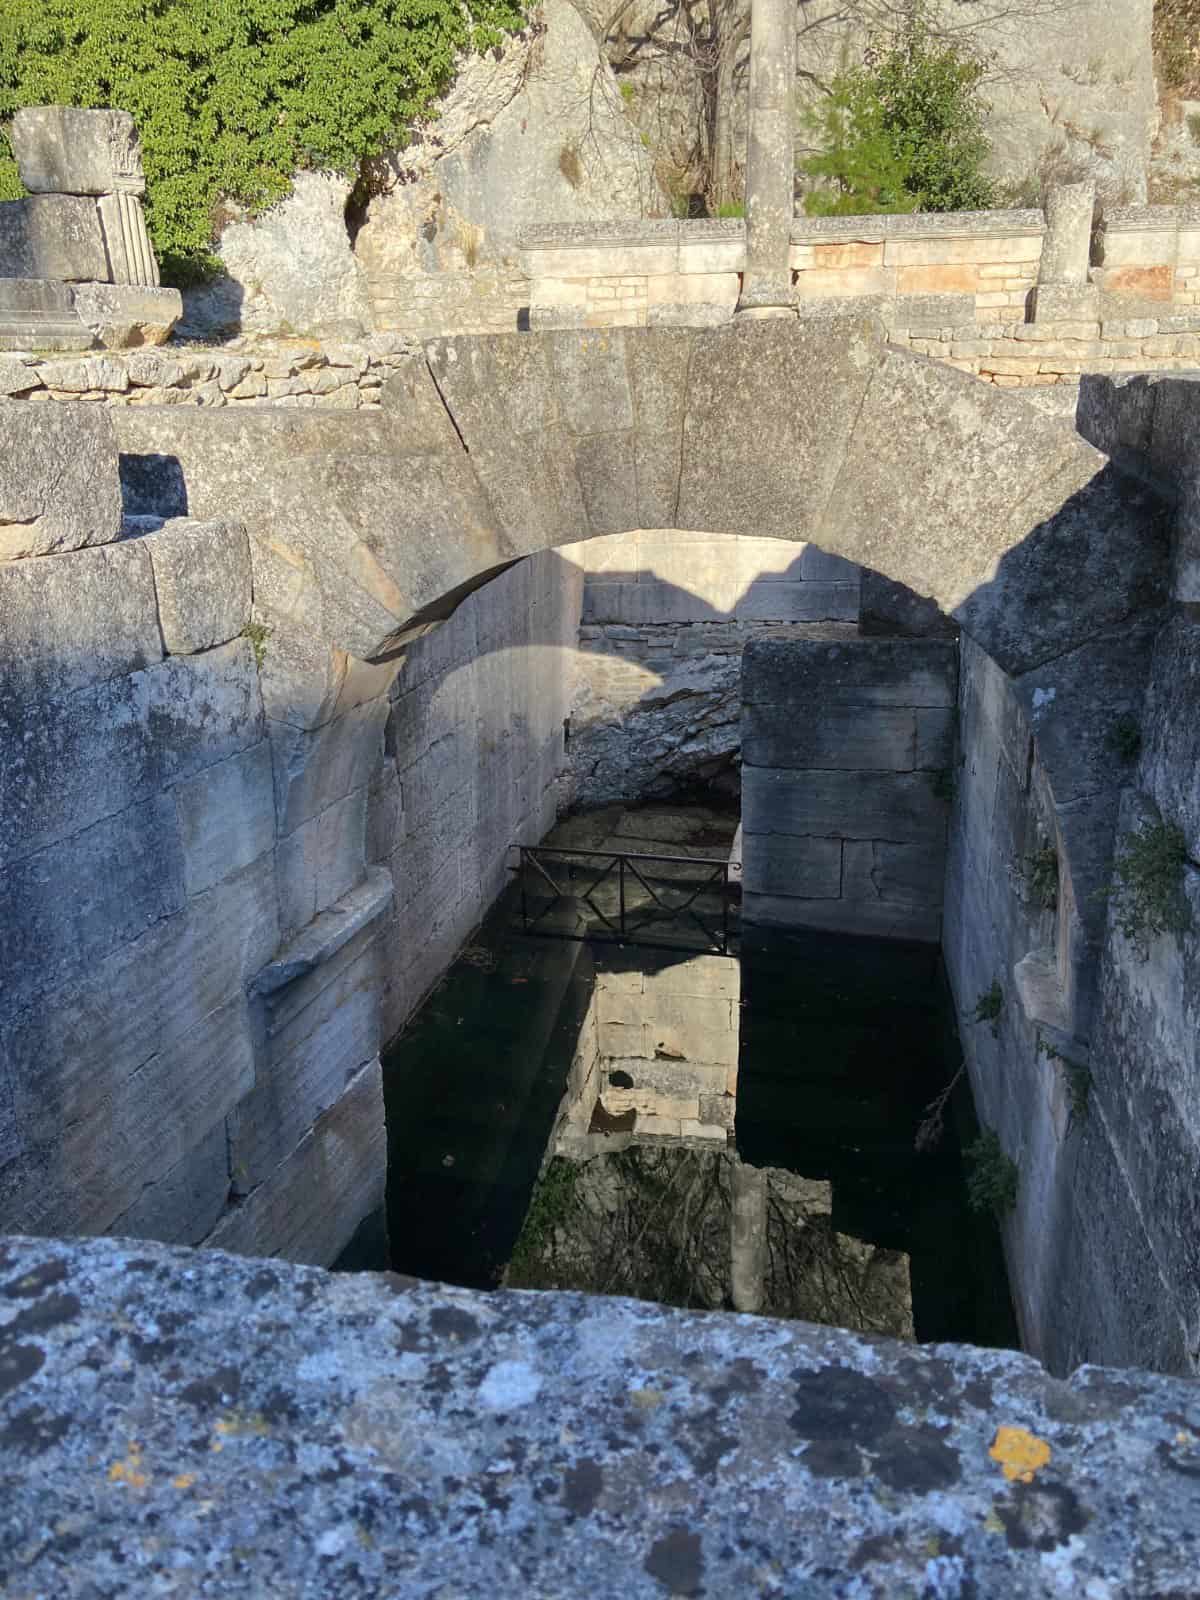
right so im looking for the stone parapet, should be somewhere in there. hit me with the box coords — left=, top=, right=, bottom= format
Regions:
left=2, top=1232, right=1199, bottom=1597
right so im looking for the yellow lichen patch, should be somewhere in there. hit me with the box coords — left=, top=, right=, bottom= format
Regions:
left=213, top=1411, right=271, bottom=1439
left=629, top=1387, right=665, bottom=1410
left=172, top=1474, right=196, bottom=1491
left=989, top=1425, right=1052, bottom=1483
left=107, top=1442, right=149, bottom=1490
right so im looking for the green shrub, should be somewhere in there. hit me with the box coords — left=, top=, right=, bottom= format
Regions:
left=1107, top=713, right=1142, bottom=764
left=964, top=1127, right=1018, bottom=1217
left=1024, top=843, right=1059, bottom=912
left=1106, top=818, right=1192, bottom=956
left=0, top=0, right=527, bottom=286
left=801, top=10, right=995, bottom=217
left=971, top=980, right=1003, bottom=1035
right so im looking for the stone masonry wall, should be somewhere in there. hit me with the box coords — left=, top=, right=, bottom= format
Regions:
left=370, top=550, right=583, bottom=1042
left=0, top=421, right=583, bottom=1266
left=564, top=530, right=861, bottom=805
left=741, top=636, right=957, bottom=943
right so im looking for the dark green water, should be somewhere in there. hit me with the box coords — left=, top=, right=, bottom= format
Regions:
left=338, top=885, right=1017, bottom=1353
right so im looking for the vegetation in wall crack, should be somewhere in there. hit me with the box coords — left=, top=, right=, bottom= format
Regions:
left=964, top=1127, right=1018, bottom=1217
left=1107, top=713, right=1143, bottom=765
left=0, top=0, right=528, bottom=286
left=1024, top=843, right=1059, bottom=912
left=1039, top=1039, right=1091, bottom=1132
left=242, top=619, right=272, bottom=670
left=1104, top=817, right=1192, bottom=957
left=971, top=980, right=1003, bottom=1036
left=800, top=10, right=995, bottom=217
left=506, top=1157, right=579, bottom=1287
left=1154, top=0, right=1200, bottom=94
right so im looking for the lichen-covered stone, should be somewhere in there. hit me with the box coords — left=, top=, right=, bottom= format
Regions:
left=0, top=403, right=122, bottom=558
left=0, top=1233, right=1198, bottom=1597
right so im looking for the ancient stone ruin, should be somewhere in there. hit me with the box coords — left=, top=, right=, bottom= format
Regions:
left=3, top=79, right=1200, bottom=1595
left=0, top=106, right=181, bottom=350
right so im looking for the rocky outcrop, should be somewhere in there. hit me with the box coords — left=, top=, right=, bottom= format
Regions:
left=181, top=0, right=664, bottom=341
left=180, top=172, right=376, bottom=341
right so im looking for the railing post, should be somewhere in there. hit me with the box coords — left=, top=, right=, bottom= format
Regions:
left=618, top=855, right=626, bottom=943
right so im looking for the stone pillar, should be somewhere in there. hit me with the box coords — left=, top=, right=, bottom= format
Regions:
left=1029, top=180, right=1098, bottom=324
left=735, top=0, right=795, bottom=318
left=730, top=1159, right=768, bottom=1312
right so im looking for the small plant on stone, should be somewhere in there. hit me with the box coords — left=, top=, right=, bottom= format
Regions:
left=930, top=768, right=956, bottom=804
left=1105, top=818, right=1192, bottom=957
left=1106, top=713, right=1143, bottom=765
left=558, top=143, right=584, bottom=189
left=1040, top=1040, right=1091, bottom=1132
left=1024, top=843, right=1059, bottom=912
left=971, top=980, right=1003, bottom=1036
left=242, top=620, right=272, bottom=670
left=964, top=1127, right=1019, bottom=1217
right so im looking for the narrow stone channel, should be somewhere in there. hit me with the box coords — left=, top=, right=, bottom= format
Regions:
left=341, top=803, right=1017, bottom=1353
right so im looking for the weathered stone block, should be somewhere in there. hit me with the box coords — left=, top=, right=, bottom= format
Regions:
left=230, top=932, right=383, bottom=1193
left=842, top=839, right=945, bottom=909
left=677, top=319, right=880, bottom=543
left=269, top=695, right=388, bottom=836
left=149, top=639, right=266, bottom=791
left=0, top=276, right=91, bottom=350
left=0, top=195, right=107, bottom=281
left=0, top=403, right=122, bottom=559
left=206, top=1056, right=386, bottom=1265
left=111, top=1117, right=231, bottom=1247
left=144, top=517, right=252, bottom=654
left=0, top=536, right=160, bottom=699
left=743, top=769, right=948, bottom=846
left=11, top=106, right=146, bottom=196
left=0, top=794, right=186, bottom=1014
left=743, top=703, right=919, bottom=771
left=742, top=636, right=957, bottom=708
left=275, top=786, right=367, bottom=939
left=740, top=833, right=843, bottom=899
left=173, top=740, right=277, bottom=898
left=72, top=283, right=181, bottom=348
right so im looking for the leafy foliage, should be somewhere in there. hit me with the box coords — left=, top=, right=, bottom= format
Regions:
left=0, top=0, right=527, bottom=285
left=801, top=12, right=995, bottom=217
left=964, top=1128, right=1018, bottom=1217
left=1024, top=844, right=1059, bottom=912
left=971, top=980, right=1003, bottom=1034
left=1107, top=818, right=1192, bottom=957
left=1106, top=712, right=1142, bottom=764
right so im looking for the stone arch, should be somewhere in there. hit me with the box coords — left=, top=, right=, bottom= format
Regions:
left=113, top=319, right=1167, bottom=681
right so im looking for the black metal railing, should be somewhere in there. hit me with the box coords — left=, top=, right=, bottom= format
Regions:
left=515, top=845, right=734, bottom=955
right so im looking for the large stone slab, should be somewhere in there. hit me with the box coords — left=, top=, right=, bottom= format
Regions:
left=173, top=741, right=277, bottom=899
left=743, top=634, right=957, bottom=707
left=677, top=317, right=880, bottom=542
left=0, top=794, right=186, bottom=1014
left=142, top=517, right=252, bottom=655
left=0, top=537, right=160, bottom=700
left=0, top=195, right=107, bottom=281
left=739, top=833, right=843, bottom=898
left=743, top=769, right=949, bottom=847
left=10, top=106, right=146, bottom=196
left=744, top=703, right=920, bottom=771
left=72, top=282, right=181, bottom=348
left=207, top=1055, right=386, bottom=1264
left=3, top=1232, right=1200, bottom=1595
left=0, top=404, right=122, bottom=559
left=0, top=276, right=91, bottom=350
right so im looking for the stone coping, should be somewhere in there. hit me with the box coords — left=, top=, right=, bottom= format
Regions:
left=518, top=209, right=1046, bottom=254
left=248, top=867, right=394, bottom=995
left=1, top=1232, right=1198, bottom=1596
left=1096, top=204, right=1196, bottom=233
